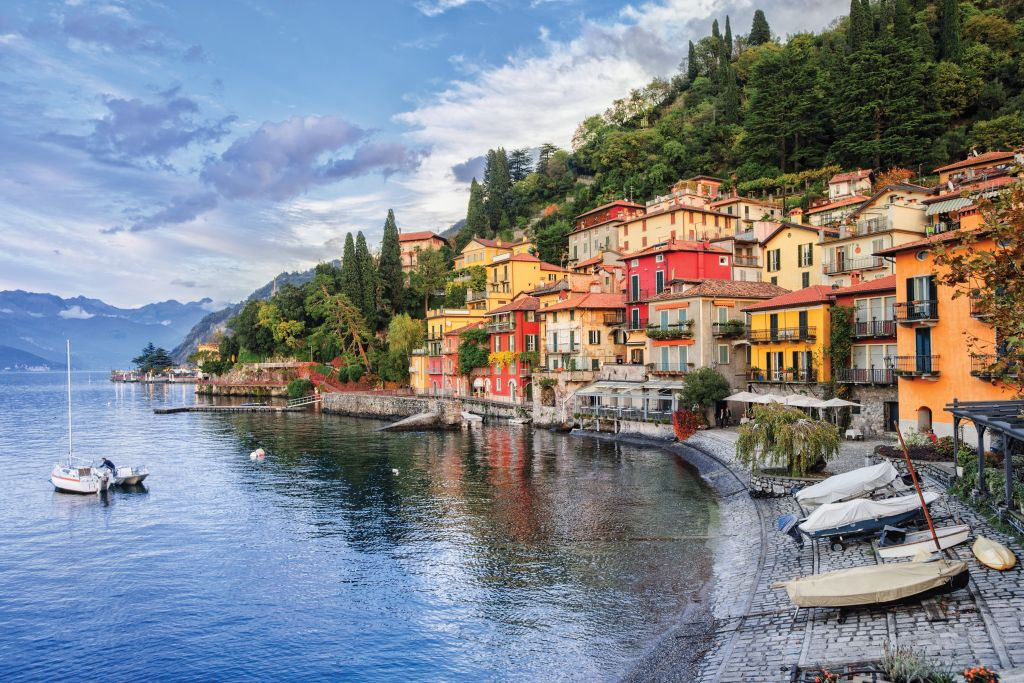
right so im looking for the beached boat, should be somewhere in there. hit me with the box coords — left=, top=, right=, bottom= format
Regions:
left=972, top=536, right=1016, bottom=570
left=773, top=559, right=969, bottom=608
left=795, top=461, right=908, bottom=508
left=779, top=492, right=940, bottom=550
left=877, top=524, right=971, bottom=558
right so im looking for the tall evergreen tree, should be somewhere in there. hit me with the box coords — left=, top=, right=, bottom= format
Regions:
left=354, top=231, right=377, bottom=324
left=718, top=61, right=741, bottom=123
left=712, top=19, right=721, bottom=42
left=482, top=148, right=512, bottom=231
left=915, top=21, right=935, bottom=59
left=508, top=148, right=533, bottom=181
left=939, top=0, right=961, bottom=61
left=748, top=10, right=771, bottom=45
left=461, top=178, right=487, bottom=247
left=378, top=209, right=404, bottom=316
left=848, top=0, right=872, bottom=51
left=687, top=40, right=698, bottom=80
left=340, top=233, right=360, bottom=313
left=724, top=16, right=733, bottom=59
left=536, top=143, right=557, bottom=175
left=893, top=0, right=911, bottom=41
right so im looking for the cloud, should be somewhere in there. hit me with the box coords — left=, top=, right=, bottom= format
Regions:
left=451, top=154, right=486, bottom=183
left=47, top=90, right=235, bottom=167
left=54, top=1, right=205, bottom=61
left=58, top=305, right=94, bottom=319
left=183, top=44, right=207, bottom=63
left=200, top=115, right=424, bottom=201
left=104, top=191, right=219, bottom=234
left=170, top=278, right=200, bottom=288
left=415, top=0, right=479, bottom=17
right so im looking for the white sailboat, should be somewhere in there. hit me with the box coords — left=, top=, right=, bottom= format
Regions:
left=50, top=341, right=114, bottom=494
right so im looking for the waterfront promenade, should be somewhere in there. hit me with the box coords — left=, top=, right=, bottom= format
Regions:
left=675, top=429, right=1024, bottom=681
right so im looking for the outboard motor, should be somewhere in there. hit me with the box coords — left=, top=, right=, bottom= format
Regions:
left=777, top=514, right=804, bottom=549
left=878, top=525, right=907, bottom=548
left=900, top=473, right=915, bottom=487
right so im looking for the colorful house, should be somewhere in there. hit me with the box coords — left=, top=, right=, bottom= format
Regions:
left=484, top=295, right=541, bottom=404
left=743, top=285, right=834, bottom=387
left=710, top=230, right=762, bottom=282
left=467, top=253, right=565, bottom=313
left=708, top=194, right=781, bottom=227
left=933, top=150, right=1017, bottom=186
left=622, top=240, right=732, bottom=365
left=409, top=349, right=430, bottom=394
left=806, top=195, right=870, bottom=227
left=644, top=279, right=788, bottom=383
left=568, top=200, right=644, bottom=264
left=617, top=177, right=738, bottom=253
left=453, top=236, right=533, bottom=270
left=827, top=169, right=873, bottom=200
left=820, top=183, right=931, bottom=287
left=398, top=231, right=449, bottom=272
left=759, top=222, right=835, bottom=290
left=539, top=292, right=626, bottom=372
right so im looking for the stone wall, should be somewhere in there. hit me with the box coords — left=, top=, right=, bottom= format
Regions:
left=847, top=383, right=898, bottom=437
left=195, top=383, right=288, bottom=398
left=321, top=393, right=452, bottom=421
left=749, top=470, right=824, bottom=497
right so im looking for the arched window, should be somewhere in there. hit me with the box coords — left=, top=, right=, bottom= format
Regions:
left=917, top=406, right=932, bottom=433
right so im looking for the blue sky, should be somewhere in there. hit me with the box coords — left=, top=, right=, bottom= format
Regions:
left=0, top=0, right=847, bottom=307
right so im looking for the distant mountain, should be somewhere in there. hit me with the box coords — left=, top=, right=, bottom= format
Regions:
left=0, top=345, right=64, bottom=371
left=170, top=262, right=340, bottom=365
left=439, top=219, right=465, bottom=242
left=0, top=291, right=215, bottom=370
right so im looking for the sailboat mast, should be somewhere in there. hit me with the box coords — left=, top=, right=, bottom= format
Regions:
left=67, top=340, right=72, bottom=464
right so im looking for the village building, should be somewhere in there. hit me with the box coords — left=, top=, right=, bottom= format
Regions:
left=710, top=230, right=762, bottom=282
left=819, top=183, right=932, bottom=287
left=933, top=150, right=1017, bottom=186
left=398, top=231, right=448, bottom=271
left=743, top=285, right=834, bottom=389
left=567, top=200, right=643, bottom=265
left=466, top=253, right=565, bottom=313
left=759, top=222, right=836, bottom=290
left=539, top=292, right=626, bottom=372
left=482, top=295, right=541, bottom=404
left=408, top=349, right=429, bottom=394
left=708, top=194, right=782, bottom=228
left=452, top=236, right=533, bottom=270
left=828, top=169, right=873, bottom=200
left=805, top=194, right=871, bottom=227
left=616, top=177, right=738, bottom=253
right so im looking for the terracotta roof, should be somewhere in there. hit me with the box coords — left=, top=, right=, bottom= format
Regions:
left=742, top=285, right=835, bottom=312
left=650, top=279, right=790, bottom=301
left=934, top=151, right=1015, bottom=174
left=619, top=202, right=735, bottom=225
left=573, top=254, right=605, bottom=268
left=830, top=275, right=896, bottom=296
left=527, top=280, right=572, bottom=296
left=541, top=292, right=625, bottom=312
left=874, top=228, right=979, bottom=256
left=487, top=296, right=539, bottom=315
left=829, top=169, right=872, bottom=184
left=922, top=175, right=1016, bottom=203
left=759, top=221, right=836, bottom=246
left=570, top=216, right=625, bottom=234
left=445, top=321, right=484, bottom=337
left=399, top=231, right=446, bottom=243
left=540, top=262, right=567, bottom=272
left=574, top=199, right=643, bottom=220
left=469, top=237, right=529, bottom=249
left=503, top=253, right=540, bottom=263
left=708, top=195, right=780, bottom=209
left=848, top=183, right=933, bottom=219
left=623, top=239, right=730, bottom=258
left=806, top=195, right=870, bottom=214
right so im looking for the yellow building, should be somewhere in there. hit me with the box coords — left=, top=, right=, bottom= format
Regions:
left=760, top=222, right=835, bottom=290
left=538, top=292, right=626, bottom=371
left=819, top=183, right=932, bottom=287
left=452, top=237, right=533, bottom=270
left=466, top=253, right=565, bottom=312
left=424, top=308, right=487, bottom=353
left=708, top=194, right=782, bottom=228
left=408, top=349, right=429, bottom=394
left=742, top=286, right=834, bottom=385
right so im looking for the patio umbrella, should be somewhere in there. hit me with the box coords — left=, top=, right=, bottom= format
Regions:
left=818, top=398, right=861, bottom=409
left=750, top=393, right=786, bottom=404
left=724, top=391, right=758, bottom=402
left=785, top=395, right=826, bottom=408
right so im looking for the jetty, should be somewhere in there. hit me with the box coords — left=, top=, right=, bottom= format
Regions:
left=154, top=394, right=321, bottom=415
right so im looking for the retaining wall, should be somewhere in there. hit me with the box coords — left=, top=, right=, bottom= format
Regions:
left=321, top=393, right=455, bottom=421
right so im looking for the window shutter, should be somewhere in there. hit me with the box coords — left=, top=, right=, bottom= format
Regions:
left=807, top=245, right=812, bottom=265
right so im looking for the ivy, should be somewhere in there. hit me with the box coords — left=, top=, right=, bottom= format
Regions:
left=517, top=350, right=540, bottom=366
left=457, top=327, right=490, bottom=375
left=827, top=304, right=854, bottom=399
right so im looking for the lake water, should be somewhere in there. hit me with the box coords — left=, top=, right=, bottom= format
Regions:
left=0, top=372, right=717, bottom=681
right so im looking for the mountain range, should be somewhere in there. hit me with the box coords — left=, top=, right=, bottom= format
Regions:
left=0, top=291, right=216, bottom=370
left=0, top=345, right=65, bottom=371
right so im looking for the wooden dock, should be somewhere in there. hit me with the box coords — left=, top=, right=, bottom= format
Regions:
left=154, top=394, right=321, bottom=415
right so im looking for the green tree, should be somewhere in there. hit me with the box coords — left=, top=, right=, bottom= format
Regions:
left=257, top=302, right=305, bottom=353
left=218, top=334, right=239, bottom=365
left=305, top=286, right=370, bottom=368
left=970, top=113, right=1024, bottom=152
left=457, top=327, right=490, bottom=376
left=409, top=248, right=449, bottom=315
left=132, top=342, right=173, bottom=373
left=712, top=18, right=721, bottom=42
left=378, top=209, right=404, bottom=317
left=939, top=0, right=961, bottom=61
left=354, top=231, right=377, bottom=324
left=457, top=178, right=487, bottom=252
left=723, top=15, right=733, bottom=59
left=534, top=218, right=571, bottom=265
left=228, top=300, right=275, bottom=357
left=387, top=313, right=425, bottom=358
left=736, top=403, right=841, bottom=476
left=508, top=148, right=532, bottom=181
left=679, top=368, right=731, bottom=411
left=483, top=148, right=512, bottom=231
left=748, top=9, right=771, bottom=45
left=892, top=0, right=911, bottom=41
left=686, top=40, right=699, bottom=80
left=536, top=143, right=558, bottom=175
left=847, top=0, right=873, bottom=51
left=340, top=233, right=360, bottom=313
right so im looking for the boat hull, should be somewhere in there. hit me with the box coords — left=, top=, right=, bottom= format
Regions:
left=51, top=465, right=112, bottom=494
left=804, top=506, right=926, bottom=540
left=775, top=560, right=969, bottom=608
left=877, top=524, right=972, bottom=558
left=973, top=536, right=1016, bottom=570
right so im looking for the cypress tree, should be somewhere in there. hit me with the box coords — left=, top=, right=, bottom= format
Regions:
left=724, top=16, right=733, bottom=59
left=915, top=21, right=935, bottom=59
left=719, top=61, right=741, bottom=124
left=483, top=148, right=511, bottom=233
left=712, top=19, right=721, bottom=42
left=378, top=210, right=404, bottom=316
left=340, top=233, right=360, bottom=310
left=893, top=0, right=911, bottom=41
left=848, top=0, right=872, bottom=51
left=687, top=40, right=698, bottom=80
left=939, top=0, right=961, bottom=61
left=749, top=10, right=771, bottom=45
left=460, top=178, right=487, bottom=250
left=354, top=231, right=377, bottom=324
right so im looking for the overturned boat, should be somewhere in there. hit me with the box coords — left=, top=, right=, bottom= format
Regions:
left=773, top=559, right=969, bottom=608
left=795, top=461, right=909, bottom=508
left=780, top=491, right=941, bottom=549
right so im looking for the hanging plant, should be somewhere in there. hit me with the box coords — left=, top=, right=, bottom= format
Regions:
left=487, top=351, right=517, bottom=368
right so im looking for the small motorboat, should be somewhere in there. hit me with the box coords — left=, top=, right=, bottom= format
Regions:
left=461, top=411, right=483, bottom=424
left=508, top=417, right=531, bottom=425
left=877, top=523, right=971, bottom=558
left=779, top=491, right=941, bottom=550
left=114, top=465, right=149, bottom=486
left=773, top=559, right=969, bottom=608
left=795, top=461, right=909, bottom=508
left=972, top=536, right=1016, bottom=570
left=249, top=448, right=266, bottom=461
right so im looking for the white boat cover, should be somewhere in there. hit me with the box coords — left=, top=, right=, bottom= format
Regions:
left=775, top=559, right=966, bottom=607
left=796, top=462, right=900, bottom=507
left=799, top=491, right=939, bottom=534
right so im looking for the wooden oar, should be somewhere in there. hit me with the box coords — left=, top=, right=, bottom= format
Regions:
left=894, top=421, right=941, bottom=552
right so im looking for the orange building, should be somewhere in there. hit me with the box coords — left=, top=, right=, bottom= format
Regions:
left=398, top=231, right=449, bottom=271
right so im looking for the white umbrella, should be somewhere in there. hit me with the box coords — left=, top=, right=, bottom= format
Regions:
left=818, top=397, right=860, bottom=409
left=750, top=393, right=785, bottom=404
left=724, top=391, right=758, bottom=402
left=786, top=395, right=825, bottom=408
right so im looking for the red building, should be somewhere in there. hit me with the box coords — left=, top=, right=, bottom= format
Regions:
left=623, top=240, right=732, bottom=330
left=484, top=295, right=540, bottom=403
left=573, top=199, right=644, bottom=231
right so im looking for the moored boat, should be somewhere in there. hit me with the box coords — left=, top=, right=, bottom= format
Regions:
left=877, top=523, right=971, bottom=558
left=795, top=461, right=907, bottom=508
left=773, top=559, right=969, bottom=608
left=779, top=491, right=940, bottom=549
left=114, top=465, right=149, bottom=486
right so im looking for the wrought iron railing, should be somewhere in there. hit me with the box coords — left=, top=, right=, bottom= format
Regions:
left=746, top=368, right=818, bottom=383
left=545, top=342, right=581, bottom=354
left=747, top=327, right=817, bottom=343
left=852, top=320, right=895, bottom=338
left=890, top=355, right=940, bottom=375
left=970, top=354, right=1020, bottom=378
left=836, top=367, right=894, bottom=384
left=823, top=256, right=884, bottom=274
left=733, top=256, right=759, bottom=267
left=603, top=312, right=626, bottom=326
left=712, top=321, right=748, bottom=338
left=645, top=323, right=694, bottom=340
left=486, top=321, right=515, bottom=333
left=647, top=363, right=690, bottom=374
left=894, top=300, right=939, bottom=322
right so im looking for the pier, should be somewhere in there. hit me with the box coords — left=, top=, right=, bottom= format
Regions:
left=154, top=394, right=321, bottom=414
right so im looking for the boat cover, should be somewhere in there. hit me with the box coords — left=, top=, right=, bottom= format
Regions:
left=796, top=462, right=899, bottom=507
left=775, top=559, right=967, bottom=607
left=799, top=492, right=939, bottom=534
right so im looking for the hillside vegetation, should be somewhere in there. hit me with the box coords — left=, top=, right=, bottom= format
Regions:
left=454, top=0, right=1024, bottom=263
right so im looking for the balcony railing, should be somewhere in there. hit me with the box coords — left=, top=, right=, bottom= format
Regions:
left=626, top=318, right=650, bottom=332
left=545, top=342, right=581, bottom=354
left=746, top=368, right=818, bottom=383
left=647, top=362, right=690, bottom=375
left=486, top=321, right=515, bottom=333
left=603, top=312, right=626, bottom=326
left=646, top=322, right=694, bottom=340
left=836, top=367, right=895, bottom=384
left=890, top=355, right=940, bottom=376
left=932, top=220, right=960, bottom=234
left=747, top=327, right=817, bottom=343
left=823, top=256, right=884, bottom=274
left=852, top=320, right=896, bottom=338
left=971, top=355, right=1020, bottom=379
left=894, top=301, right=939, bottom=324
left=626, top=288, right=653, bottom=303
left=969, top=295, right=989, bottom=318
left=856, top=217, right=891, bottom=235
left=575, top=404, right=674, bottom=424
left=466, top=289, right=487, bottom=302
left=712, top=321, right=748, bottom=338
left=733, top=256, right=760, bottom=267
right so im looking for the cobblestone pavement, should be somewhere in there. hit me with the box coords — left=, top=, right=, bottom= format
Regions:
left=682, top=429, right=1024, bottom=682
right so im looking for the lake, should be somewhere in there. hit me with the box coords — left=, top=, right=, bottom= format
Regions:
left=0, top=372, right=717, bottom=681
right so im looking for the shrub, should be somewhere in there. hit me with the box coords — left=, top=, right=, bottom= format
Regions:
left=348, top=364, right=364, bottom=383
left=880, top=642, right=955, bottom=682
left=313, top=363, right=334, bottom=378
left=336, top=366, right=350, bottom=383
left=672, top=409, right=704, bottom=442
left=287, top=378, right=314, bottom=398
left=679, top=367, right=731, bottom=411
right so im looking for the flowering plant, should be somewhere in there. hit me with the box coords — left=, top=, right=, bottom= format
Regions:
left=963, top=666, right=999, bottom=683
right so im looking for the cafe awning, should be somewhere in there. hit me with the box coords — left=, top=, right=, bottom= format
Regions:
left=925, top=197, right=972, bottom=216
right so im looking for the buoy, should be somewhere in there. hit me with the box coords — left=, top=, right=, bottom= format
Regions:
left=250, top=447, right=266, bottom=461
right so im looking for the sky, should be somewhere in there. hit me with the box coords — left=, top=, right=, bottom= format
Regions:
left=0, top=0, right=848, bottom=308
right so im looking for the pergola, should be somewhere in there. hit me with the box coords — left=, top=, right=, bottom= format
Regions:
left=946, top=398, right=1024, bottom=526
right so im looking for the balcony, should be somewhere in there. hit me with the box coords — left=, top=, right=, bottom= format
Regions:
left=823, top=256, right=884, bottom=275
left=486, top=321, right=515, bottom=333
left=626, top=317, right=650, bottom=332
left=747, top=327, right=817, bottom=343
left=733, top=256, right=760, bottom=267
left=852, top=320, right=896, bottom=338
left=970, top=295, right=990, bottom=319
left=836, top=367, right=895, bottom=385
left=645, top=322, right=694, bottom=340
left=971, top=355, right=1020, bottom=379
left=626, top=288, right=653, bottom=303
left=712, top=321, right=748, bottom=339
left=890, top=355, right=940, bottom=378
left=487, top=281, right=512, bottom=294
left=822, top=217, right=892, bottom=242
left=894, top=301, right=939, bottom=325
left=603, top=312, right=626, bottom=326
left=647, top=362, right=690, bottom=375
left=545, top=342, right=581, bottom=354
left=746, top=368, right=819, bottom=383
left=466, top=289, right=488, bottom=302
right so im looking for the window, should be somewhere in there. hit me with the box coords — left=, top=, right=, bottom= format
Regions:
left=801, top=271, right=810, bottom=288
left=655, top=270, right=665, bottom=293
left=631, top=259, right=639, bottom=267
left=526, top=311, right=535, bottom=322
left=678, top=308, right=688, bottom=324
left=678, top=345, right=687, bottom=369
left=569, top=309, right=575, bottom=321
left=716, top=306, right=728, bottom=323
left=631, top=307, right=640, bottom=329
left=494, top=336, right=501, bottom=352
left=719, top=256, right=728, bottom=266
left=767, top=248, right=781, bottom=272
left=655, top=253, right=664, bottom=263
left=659, top=310, right=669, bottom=329
left=509, top=337, right=515, bottom=352
left=573, top=245, right=578, bottom=259
left=588, top=330, right=601, bottom=345
left=630, top=274, right=640, bottom=300
left=717, top=345, right=730, bottom=365
left=526, top=335, right=537, bottom=351
left=771, top=276, right=778, bottom=285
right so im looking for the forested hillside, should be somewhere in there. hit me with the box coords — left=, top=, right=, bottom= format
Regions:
left=455, top=0, right=1024, bottom=264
